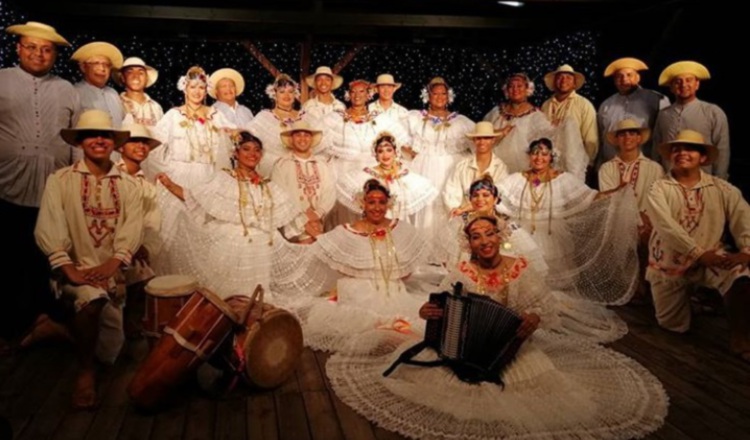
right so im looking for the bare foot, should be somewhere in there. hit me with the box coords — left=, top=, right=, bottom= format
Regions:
left=72, top=369, right=98, bottom=410
left=20, top=314, right=73, bottom=348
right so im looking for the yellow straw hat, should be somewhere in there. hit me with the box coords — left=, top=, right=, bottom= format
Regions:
left=61, top=110, right=129, bottom=147
left=606, top=119, right=651, bottom=146
left=120, top=123, right=162, bottom=150
left=280, top=121, right=323, bottom=149
left=5, top=21, right=69, bottom=46
left=604, top=57, right=648, bottom=77
left=208, top=68, right=245, bottom=99
left=544, top=64, right=585, bottom=91
left=658, top=61, right=711, bottom=87
left=657, top=129, right=718, bottom=164
left=71, top=42, right=124, bottom=69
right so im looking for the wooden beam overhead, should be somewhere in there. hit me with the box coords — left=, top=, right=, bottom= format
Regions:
left=33, top=3, right=531, bottom=30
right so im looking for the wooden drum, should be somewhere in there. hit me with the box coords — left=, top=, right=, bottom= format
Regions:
left=226, top=286, right=303, bottom=389
left=128, top=287, right=240, bottom=410
left=142, top=275, right=198, bottom=339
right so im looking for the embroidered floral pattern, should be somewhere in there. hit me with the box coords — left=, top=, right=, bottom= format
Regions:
left=80, top=172, right=121, bottom=248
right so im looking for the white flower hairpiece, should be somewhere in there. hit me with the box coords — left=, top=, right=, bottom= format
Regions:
left=420, top=86, right=456, bottom=105
left=265, top=82, right=302, bottom=101
left=502, top=74, right=536, bottom=98
left=177, top=74, right=210, bottom=92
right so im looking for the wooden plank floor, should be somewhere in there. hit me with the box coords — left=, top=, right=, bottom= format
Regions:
left=1, top=302, right=748, bottom=440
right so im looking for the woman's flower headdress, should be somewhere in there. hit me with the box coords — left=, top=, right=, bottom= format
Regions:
left=502, top=72, right=535, bottom=98
left=420, top=76, right=456, bottom=105
left=177, top=66, right=210, bottom=92
left=265, top=73, right=301, bottom=101
left=344, top=79, right=375, bottom=102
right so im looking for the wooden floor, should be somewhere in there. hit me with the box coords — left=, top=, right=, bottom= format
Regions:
left=1, top=302, right=749, bottom=440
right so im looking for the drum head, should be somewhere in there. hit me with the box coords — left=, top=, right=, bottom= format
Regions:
left=145, top=275, right=198, bottom=297
left=243, top=309, right=303, bottom=388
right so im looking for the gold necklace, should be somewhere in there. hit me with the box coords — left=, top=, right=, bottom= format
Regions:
left=237, top=170, right=275, bottom=245
left=367, top=225, right=401, bottom=296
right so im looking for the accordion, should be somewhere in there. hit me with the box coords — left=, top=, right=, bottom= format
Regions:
left=383, top=282, right=524, bottom=385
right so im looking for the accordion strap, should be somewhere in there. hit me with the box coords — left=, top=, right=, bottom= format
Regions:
left=382, top=341, right=445, bottom=377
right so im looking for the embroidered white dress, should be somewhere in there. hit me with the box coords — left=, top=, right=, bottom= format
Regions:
left=272, top=220, right=431, bottom=352
left=406, top=110, right=475, bottom=235
left=321, top=110, right=411, bottom=226
left=148, top=107, right=235, bottom=274
left=485, top=106, right=587, bottom=180
left=166, top=169, right=306, bottom=300
left=324, top=257, right=668, bottom=440
left=335, top=164, right=437, bottom=221
left=499, top=172, right=640, bottom=307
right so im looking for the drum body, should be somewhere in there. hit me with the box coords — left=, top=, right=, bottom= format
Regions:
left=128, top=288, right=239, bottom=410
left=226, top=296, right=304, bottom=389
left=142, top=275, right=197, bottom=339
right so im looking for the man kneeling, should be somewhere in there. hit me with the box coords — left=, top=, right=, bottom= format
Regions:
left=647, top=130, right=750, bottom=362
left=34, top=110, right=143, bottom=408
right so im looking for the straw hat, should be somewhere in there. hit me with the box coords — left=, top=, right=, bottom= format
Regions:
left=120, top=123, right=162, bottom=150
left=657, top=129, right=718, bottom=165
left=5, top=21, right=70, bottom=46
left=112, top=57, right=158, bottom=88
left=606, top=119, right=651, bottom=146
left=208, top=68, right=245, bottom=99
left=60, top=110, right=129, bottom=147
left=465, top=121, right=504, bottom=139
left=658, top=61, right=711, bottom=87
left=280, top=121, right=323, bottom=149
left=604, top=57, right=648, bottom=77
left=305, top=66, right=343, bottom=90
left=71, top=42, right=124, bottom=69
left=372, top=74, right=402, bottom=91
left=544, top=64, right=585, bottom=91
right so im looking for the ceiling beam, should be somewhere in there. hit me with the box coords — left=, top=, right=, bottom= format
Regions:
left=32, top=3, right=533, bottom=30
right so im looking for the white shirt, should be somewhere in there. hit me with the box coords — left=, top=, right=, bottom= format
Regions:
left=75, top=81, right=125, bottom=128
left=35, top=160, right=144, bottom=270
left=302, top=96, right=345, bottom=125
left=271, top=154, right=336, bottom=220
left=443, top=154, right=509, bottom=210
left=212, top=101, right=254, bottom=128
left=368, top=100, right=409, bottom=122
left=653, top=99, right=730, bottom=179
left=0, top=67, right=80, bottom=207
left=597, top=87, right=670, bottom=165
left=121, top=92, right=164, bottom=127
left=542, top=91, right=599, bottom=165
left=598, top=153, right=664, bottom=212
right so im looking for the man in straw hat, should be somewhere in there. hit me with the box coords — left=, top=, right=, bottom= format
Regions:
left=33, top=109, right=143, bottom=408
left=302, top=66, right=345, bottom=123
left=541, top=64, right=599, bottom=169
left=0, top=21, right=80, bottom=349
left=597, top=57, right=670, bottom=165
left=115, top=124, right=163, bottom=336
left=653, top=61, right=730, bottom=179
left=599, top=119, right=664, bottom=302
left=646, top=129, right=750, bottom=362
left=117, top=57, right=164, bottom=127
left=272, top=121, right=334, bottom=243
left=368, top=73, right=409, bottom=122
left=444, top=121, right=509, bottom=215
left=209, top=67, right=254, bottom=127
left=72, top=41, right=126, bottom=128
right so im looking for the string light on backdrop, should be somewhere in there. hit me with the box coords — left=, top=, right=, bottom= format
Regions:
left=1, top=1, right=599, bottom=121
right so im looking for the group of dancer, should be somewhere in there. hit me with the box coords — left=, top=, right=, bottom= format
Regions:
left=3, top=19, right=750, bottom=440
